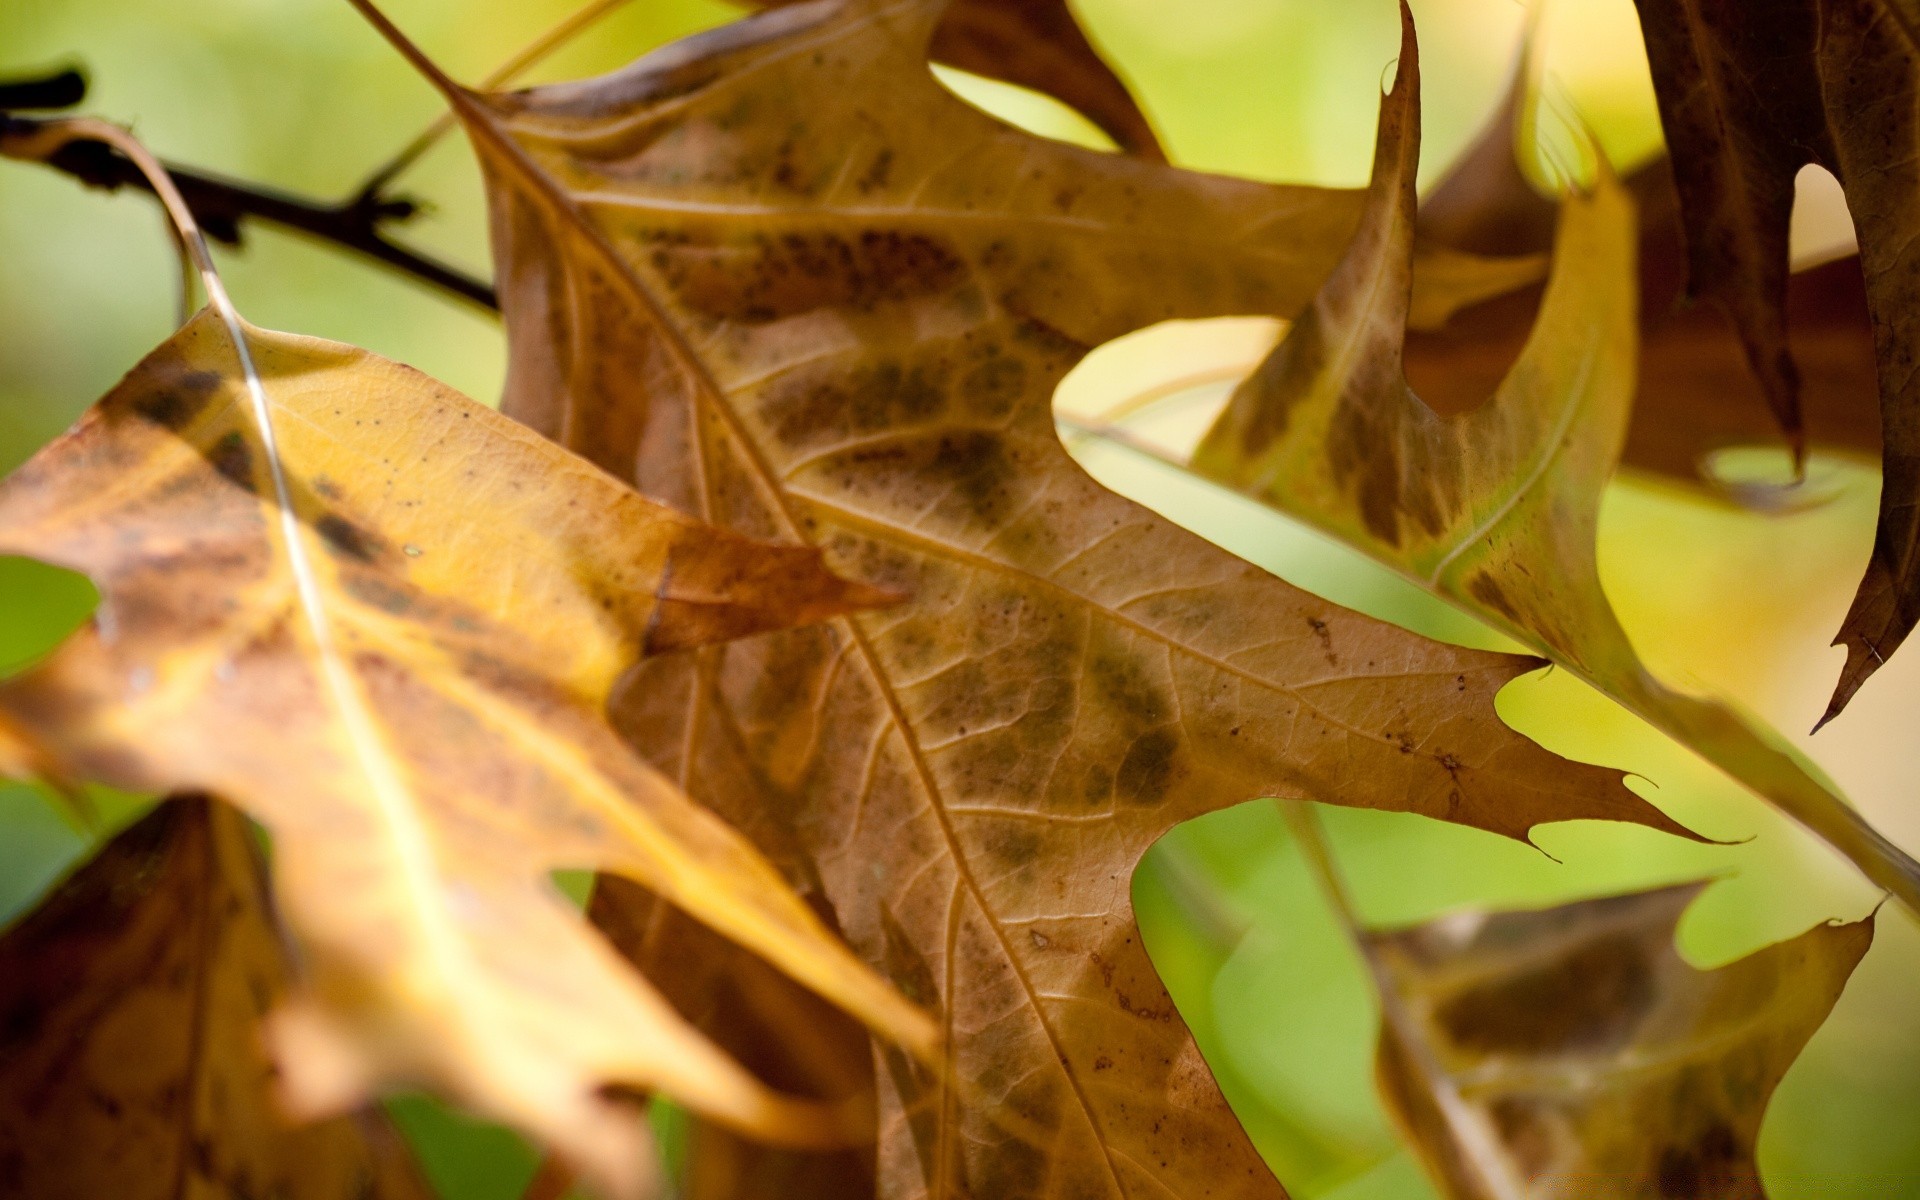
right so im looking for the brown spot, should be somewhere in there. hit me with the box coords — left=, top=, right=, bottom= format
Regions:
left=1467, top=572, right=1521, bottom=621
left=1656, top=1122, right=1745, bottom=1198
left=315, top=513, right=382, bottom=564
left=207, top=432, right=255, bottom=493
left=663, top=229, right=964, bottom=324
left=1437, top=932, right=1656, bottom=1056
left=1116, top=728, right=1183, bottom=806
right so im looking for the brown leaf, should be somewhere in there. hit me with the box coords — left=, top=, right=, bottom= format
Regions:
left=751, top=0, right=1164, bottom=159
left=1188, top=33, right=1920, bottom=910
left=0, top=311, right=934, bottom=1195
left=0, top=796, right=434, bottom=1200
left=1414, top=64, right=1880, bottom=490
left=1631, top=0, right=1920, bottom=720
left=347, top=0, right=1705, bottom=1194
left=1366, top=883, right=1873, bottom=1199
left=589, top=876, right=879, bottom=1199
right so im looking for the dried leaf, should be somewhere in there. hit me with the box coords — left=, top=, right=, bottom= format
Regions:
left=0, top=311, right=935, bottom=1194
left=347, top=0, right=1704, bottom=1194
left=588, top=876, right=878, bottom=1200
left=1366, top=883, right=1873, bottom=1199
left=1631, top=0, right=1920, bottom=720
left=752, top=0, right=1164, bottom=158
left=0, top=795, right=434, bottom=1200
left=1189, top=36, right=1920, bottom=910
left=1414, top=71, right=1880, bottom=491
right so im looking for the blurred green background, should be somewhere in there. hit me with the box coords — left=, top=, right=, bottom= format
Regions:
left=2, top=0, right=1916, bottom=1196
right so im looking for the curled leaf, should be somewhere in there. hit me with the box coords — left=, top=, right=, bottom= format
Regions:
left=1189, top=36, right=1920, bottom=911
left=0, top=312, right=932, bottom=1194
left=1414, top=56, right=1880, bottom=495
left=1367, top=883, right=1873, bottom=1199
left=1632, top=0, right=1920, bottom=720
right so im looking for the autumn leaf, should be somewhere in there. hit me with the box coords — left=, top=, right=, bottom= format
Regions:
left=1186, top=41, right=1920, bottom=910
left=344, top=0, right=1706, bottom=1194
left=1411, top=54, right=1881, bottom=498
left=587, top=876, right=880, bottom=1199
left=1630, top=0, right=1920, bottom=721
left=751, top=0, right=1163, bottom=159
left=1364, top=881, right=1872, bottom=1198
left=0, top=795, right=434, bottom=1200
left=0, top=302, right=937, bottom=1195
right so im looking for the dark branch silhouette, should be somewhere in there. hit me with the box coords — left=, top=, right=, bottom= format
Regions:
left=0, top=67, right=497, bottom=311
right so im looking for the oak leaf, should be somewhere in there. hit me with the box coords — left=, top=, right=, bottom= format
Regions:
left=0, top=309, right=934, bottom=1194
left=0, top=795, right=434, bottom=1200
left=751, top=0, right=1163, bottom=159
left=1187, top=45, right=1920, bottom=910
left=1630, top=0, right=1920, bottom=720
left=349, top=0, right=1702, bottom=1194
left=1365, top=883, right=1872, bottom=1199
left=1411, top=56, right=1880, bottom=496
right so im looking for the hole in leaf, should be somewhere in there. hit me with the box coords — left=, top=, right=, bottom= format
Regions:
left=1789, top=164, right=1857, bottom=270
left=1054, top=316, right=1281, bottom=463
left=0, top=556, right=97, bottom=677
left=930, top=64, right=1119, bottom=154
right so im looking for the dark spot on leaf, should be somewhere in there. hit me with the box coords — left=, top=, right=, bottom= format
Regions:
left=315, top=513, right=382, bottom=564
left=1467, top=572, right=1521, bottom=621
left=1436, top=932, right=1656, bottom=1055
left=1116, top=728, right=1183, bottom=805
left=207, top=432, right=255, bottom=493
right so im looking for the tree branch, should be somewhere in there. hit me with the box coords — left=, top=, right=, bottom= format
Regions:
left=0, top=70, right=498, bottom=312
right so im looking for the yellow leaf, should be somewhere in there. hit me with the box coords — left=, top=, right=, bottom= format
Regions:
left=347, top=0, right=1703, bottom=1194
left=0, top=311, right=934, bottom=1194
left=1366, top=882, right=1872, bottom=1198
left=1188, top=32, right=1920, bottom=912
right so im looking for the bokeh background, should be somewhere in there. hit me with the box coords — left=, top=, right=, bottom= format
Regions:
left=2, top=0, right=1916, bottom=1196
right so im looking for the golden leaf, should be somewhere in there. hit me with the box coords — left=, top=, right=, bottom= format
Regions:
left=0, top=796, right=434, bottom=1200
left=0, top=311, right=934, bottom=1194
left=343, top=0, right=1703, bottom=1193
left=1187, top=33, right=1920, bottom=910
left=1366, top=883, right=1872, bottom=1198
left=1632, top=0, right=1920, bottom=720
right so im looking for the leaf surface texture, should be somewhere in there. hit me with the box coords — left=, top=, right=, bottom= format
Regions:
left=0, top=312, right=932, bottom=1192
left=1367, top=883, right=1872, bottom=1199
left=362, top=1, right=1709, bottom=1194
left=1188, top=44, right=1920, bottom=910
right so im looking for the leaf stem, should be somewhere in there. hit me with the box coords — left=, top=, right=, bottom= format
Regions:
left=349, top=0, right=639, bottom=204
left=1278, top=800, right=1526, bottom=1199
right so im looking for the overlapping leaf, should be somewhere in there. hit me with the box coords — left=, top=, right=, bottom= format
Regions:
left=752, top=0, right=1163, bottom=158
left=1187, top=49, right=1920, bottom=910
left=1412, top=59, right=1880, bottom=491
left=349, top=0, right=1707, bottom=1194
left=1366, top=883, right=1872, bottom=1198
left=1631, top=0, right=1920, bottom=720
left=0, top=310, right=935, bottom=1194
left=0, top=796, right=435, bottom=1200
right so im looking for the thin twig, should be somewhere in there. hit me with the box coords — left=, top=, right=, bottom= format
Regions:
left=0, top=112, right=497, bottom=310
left=0, top=66, right=88, bottom=112
left=1279, top=800, right=1525, bottom=1199
left=352, top=0, right=639, bottom=203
